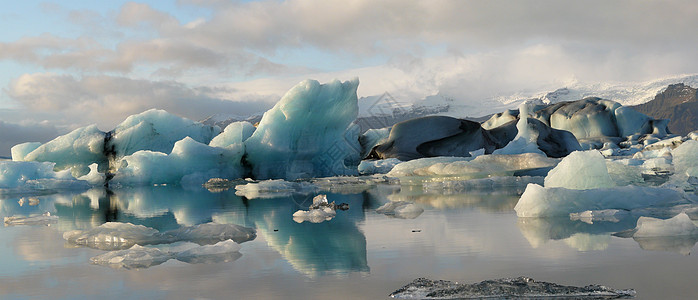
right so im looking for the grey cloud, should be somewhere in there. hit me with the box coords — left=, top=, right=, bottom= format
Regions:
left=0, top=121, right=60, bottom=158
left=5, top=73, right=275, bottom=130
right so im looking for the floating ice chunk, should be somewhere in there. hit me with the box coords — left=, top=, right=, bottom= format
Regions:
left=174, top=239, right=242, bottom=264
left=235, top=179, right=318, bottom=198
left=606, top=160, right=644, bottom=186
left=107, top=109, right=220, bottom=159
left=65, top=222, right=256, bottom=250
left=0, top=161, right=91, bottom=193
left=20, top=125, right=106, bottom=177
left=208, top=121, right=255, bottom=148
left=388, top=153, right=558, bottom=178
left=162, top=222, right=257, bottom=245
left=389, top=277, right=636, bottom=299
left=688, top=130, right=698, bottom=141
left=89, top=244, right=172, bottom=270
left=544, top=150, right=614, bottom=190
left=111, top=137, right=245, bottom=186
left=292, top=194, right=347, bottom=223
left=358, top=158, right=401, bottom=175
left=375, top=201, right=423, bottom=219
left=10, top=142, right=41, bottom=161
left=244, top=79, right=361, bottom=180
left=569, top=209, right=629, bottom=224
left=63, top=222, right=160, bottom=250
left=515, top=184, right=690, bottom=217
left=634, top=213, right=698, bottom=238
left=672, top=140, right=698, bottom=177
left=4, top=212, right=58, bottom=226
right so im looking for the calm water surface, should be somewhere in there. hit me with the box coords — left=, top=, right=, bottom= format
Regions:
left=1, top=183, right=698, bottom=299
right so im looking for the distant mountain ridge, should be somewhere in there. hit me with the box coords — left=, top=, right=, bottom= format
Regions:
left=631, top=83, right=698, bottom=135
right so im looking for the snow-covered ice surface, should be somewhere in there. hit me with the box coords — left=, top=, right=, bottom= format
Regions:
left=389, top=277, right=636, bottom=299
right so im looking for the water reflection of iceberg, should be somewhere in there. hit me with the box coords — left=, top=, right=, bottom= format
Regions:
left=516, top=216, right=637, bottom=249
left=245, top=193, right=370, bottom=278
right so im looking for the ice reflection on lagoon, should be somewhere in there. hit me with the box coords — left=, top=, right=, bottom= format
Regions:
left=2, top=184, right=698, bottom=299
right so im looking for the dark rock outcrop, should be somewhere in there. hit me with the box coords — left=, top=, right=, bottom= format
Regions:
left=632, top=83, right=698, bottom=136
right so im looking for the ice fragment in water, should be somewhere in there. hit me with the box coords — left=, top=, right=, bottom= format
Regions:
left=633, top=213, right=698, bottom=238
left=389, top=277, right=636, bottom=299
left=292, top=194, right=348, bottom=223
left=63, top=222, right=161, bottom=250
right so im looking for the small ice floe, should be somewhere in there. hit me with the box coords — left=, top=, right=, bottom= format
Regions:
left=569, top=209, right=630, bottom=224
left=89, top=245, right=173, bottom=270
left=4, top=212, right=58, bottom=226
left=203, top=178, right=235, bottom=192
left=64, top=222, right=256, bottom=250
left=633, top=212, right=698, bottom=238
left=17, top=197, right=40, bottom=206
left=375, top=201, right=424, bottom=219
left=389, top=277, right=636, bottom=299
left=292, top=194, right=349, bottom=223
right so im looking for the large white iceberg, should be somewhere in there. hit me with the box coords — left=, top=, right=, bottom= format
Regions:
left=106, top=109, right=221, bottom=159
left=110, top=137, right=245, bottom=186
left=17, top=125, right=107, bottom=177
left=244, top=79, right=361, bottom=180
left=544, top=150, right=614, bottom=189
left=515, top=150, right=694, bottom=217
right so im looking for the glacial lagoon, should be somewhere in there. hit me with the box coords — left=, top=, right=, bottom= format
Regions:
left=3, top=182, right=698, bottom=299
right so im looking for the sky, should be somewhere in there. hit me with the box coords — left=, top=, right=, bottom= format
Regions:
left=1, top=0, right=698, bottom=157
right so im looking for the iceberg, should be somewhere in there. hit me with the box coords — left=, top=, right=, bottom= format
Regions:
left=208, top=121, right=255, bottom=148
left=492, top=101, right=546, bottom=156
left=106, top=109, right=221, bottom=160
left=64, top=222, right=256, bottom=250
left=110, top=137, right=245, bottom=186
left=292, top=194, right=348, bottom=223
left=515, top=183, right=689, bottom=217
left=63, top=222, right=161, bottom=250
left=10, top=142, right=41, bottom=161
left=389, top=277, right=636, bottom=299
left=235, top=179, right=318, bottom=199
left=0, top=161, right=91, bottom=194
left=633, top=213, right=698, bottom=238
left=359, top=127, right=390, bottom=158
left=544, top=150, right=614, bottom=189
left=375, top=201, right=423, bottom=219
left=244, top=79, right=361, bottom=180
left=387, top=153, right=558, bottom=179
left=18, top=125, right=107, bottom=177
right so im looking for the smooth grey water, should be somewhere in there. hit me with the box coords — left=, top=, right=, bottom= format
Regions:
left=1, top=184, right=698, bottom=299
